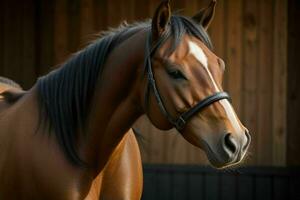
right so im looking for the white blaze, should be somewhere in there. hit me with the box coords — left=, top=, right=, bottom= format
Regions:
left=188, top=41, right=219, bottom=91
left=188, top=41, right=243, bottom=133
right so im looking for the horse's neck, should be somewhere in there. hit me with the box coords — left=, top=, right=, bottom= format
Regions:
left=82, top=30, right=147, bottom=173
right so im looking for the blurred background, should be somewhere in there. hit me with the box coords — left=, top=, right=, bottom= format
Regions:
left=0, top=0, right=299, bottom=199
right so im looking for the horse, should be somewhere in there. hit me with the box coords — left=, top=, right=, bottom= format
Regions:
left=0, top=0, right=251, bottom=199
left=0, top=77, right=143, bottom=199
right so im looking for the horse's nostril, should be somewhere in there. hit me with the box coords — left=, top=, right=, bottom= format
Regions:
left=224, top=133, right=237, bottom=155
left=243, top=130, right=251, bottom=151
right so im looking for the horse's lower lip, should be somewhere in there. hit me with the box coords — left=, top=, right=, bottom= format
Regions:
left=206, top=151, right=241, bottom=169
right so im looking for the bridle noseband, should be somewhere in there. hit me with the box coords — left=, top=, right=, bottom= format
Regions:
left=144, top=32, right=231, bottom=131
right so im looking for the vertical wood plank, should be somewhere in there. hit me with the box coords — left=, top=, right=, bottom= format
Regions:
left=107, top=0, right=122, bottom=27
left=287, top=0, right=300, bottom=166
left=93, top=0, right=108, bottom=32
left=184, top=0, right=199, bottom=16
left=3, top=0, right=23, bottom=83
left=80, top=0, right=95, bottom=46
left=119, top=0, right=135, bottom=23
left=257, top=0, right=274, bottom=165
left=36, top=0, right=54, bottom=75
left=22, top=0, right=36, bottom=89
left=54, top=0, right=69, bottom=65
left=149, top=0, right=161, bottom=18
left=272, top=0, right=287, bottom=166
left=67, top=0, right=80, bottom=52
left=209, top=0, right=225, bottom=59
left=225, top=0, right=243, bottom=116
left=147, top=122, right=163, bottom=163
left=135, top=0, right=150, bottom=20
left=171, top=0, right=186, bottom=14
left=0, top=0, right=4, bottom=75
left=169, top=132, right=190, bottom=164
left=243, top=0, right=259, bottom=165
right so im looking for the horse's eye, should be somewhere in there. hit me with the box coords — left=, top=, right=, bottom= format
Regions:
left=167, top=70, right=187, bottom=80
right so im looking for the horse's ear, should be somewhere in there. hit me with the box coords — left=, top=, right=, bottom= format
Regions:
left=192, top=0, right=216, bottom=30
left=152, top=0, right=171, bottom=42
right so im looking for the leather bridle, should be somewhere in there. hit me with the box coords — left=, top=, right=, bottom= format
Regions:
left=144, top=32, right=231, bottom=131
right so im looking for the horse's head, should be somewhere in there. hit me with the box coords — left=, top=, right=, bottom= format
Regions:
left=142, top=0, right=250, bottom=168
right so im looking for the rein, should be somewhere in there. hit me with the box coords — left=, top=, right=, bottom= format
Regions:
left=144, top=31, right=231, bottom=131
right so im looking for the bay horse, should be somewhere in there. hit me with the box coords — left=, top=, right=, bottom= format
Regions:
left=0, top=78, right=142, bottom=199
left=0, top=0, right=250, bottom=199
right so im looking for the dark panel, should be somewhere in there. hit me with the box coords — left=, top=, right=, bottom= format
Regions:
left=273, top=176, right=289, bottom=200
left=142, top=165, right=300, bottom=200
left=188, top=173, right=205, bottom=200
left=156, top=171, right=172, bottom=200
left=204, top=173, right=219, bottom=200
left=142, top=171, right=157, bottom=200
left=172, top=172, right=188, bottom=200
left=255, top=176, right=272, bottom=200
left=290, top=171, right=300, bottom=200
left=237, top=175, right=253, bottom=200
left=220, top=174, right=237, bottom=200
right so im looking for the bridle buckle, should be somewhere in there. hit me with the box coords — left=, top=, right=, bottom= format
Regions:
left=175, top=117, right=186, bottom=130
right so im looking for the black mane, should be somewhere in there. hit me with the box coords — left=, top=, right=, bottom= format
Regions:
left=36, top=15, right=212, bottom=166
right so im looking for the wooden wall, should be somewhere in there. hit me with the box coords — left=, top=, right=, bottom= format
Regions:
left=0, top=0, right=289, bottom=166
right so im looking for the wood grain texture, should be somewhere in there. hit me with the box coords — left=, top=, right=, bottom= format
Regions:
left=272, top=0, right=287, bottom=166
left=287, top=0, right=300, bottom=166
left=0, top=0, right=3, bottom=76
left=67, top=0, right=80, bottom=53
left=242, top=0, right=259, bottom=165
left=22, top=0, right=36, bottom=89
left=257, top=0, right=274, bottom=165
left=225, top=0, right=243, bottom=116
left=3, top=0, right=22, bottom=82
left=36, top=0, right=54, bottom=75
left=54, top=0, right=68, bottom=65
